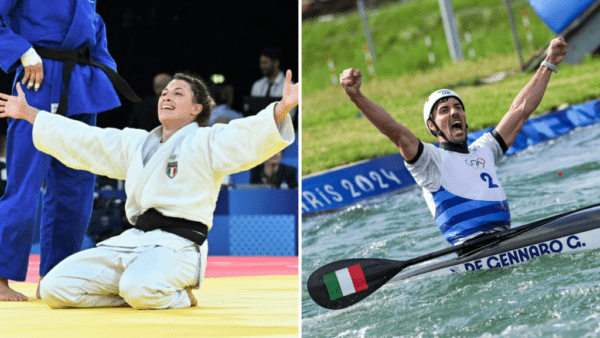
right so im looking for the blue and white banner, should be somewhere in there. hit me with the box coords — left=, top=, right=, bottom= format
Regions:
left=301, top=154, right=416, bottom=214
left=302, top=99, right=600, bottom=215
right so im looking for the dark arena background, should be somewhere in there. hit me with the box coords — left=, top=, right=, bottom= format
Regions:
left=0, top=0, right=299, bottom=133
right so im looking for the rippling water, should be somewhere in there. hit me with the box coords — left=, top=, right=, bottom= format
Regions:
left=302, top=123, right=600, bottom=337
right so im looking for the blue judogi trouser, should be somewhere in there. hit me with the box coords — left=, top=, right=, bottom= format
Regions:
left=0, top=108, right=96, bottom=281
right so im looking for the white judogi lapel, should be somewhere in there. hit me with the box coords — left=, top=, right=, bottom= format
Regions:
left=127, top=123, right=199, bottom=223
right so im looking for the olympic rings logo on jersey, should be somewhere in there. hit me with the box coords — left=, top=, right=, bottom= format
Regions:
left=465, top=158, right=485, bottom=169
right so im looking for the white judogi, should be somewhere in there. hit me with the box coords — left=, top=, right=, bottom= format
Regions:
left=34, top=103, right=294, bottom=309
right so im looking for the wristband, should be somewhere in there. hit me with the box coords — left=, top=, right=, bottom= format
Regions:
left=20, top=47, right=42, bottom=67
left=541, top=61, right=558, bottom=73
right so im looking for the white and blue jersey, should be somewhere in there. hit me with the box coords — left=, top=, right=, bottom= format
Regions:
left=406, top=132, right=510, bottom=245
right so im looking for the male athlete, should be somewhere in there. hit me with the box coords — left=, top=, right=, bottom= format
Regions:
left=340, top=37, right=567, bottom=254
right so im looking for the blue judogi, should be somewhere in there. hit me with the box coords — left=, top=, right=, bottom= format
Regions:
left=0, top=0, right=121, bottom=280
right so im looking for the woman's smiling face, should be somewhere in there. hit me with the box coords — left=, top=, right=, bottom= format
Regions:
left=158, top=79, right=201, bottom=126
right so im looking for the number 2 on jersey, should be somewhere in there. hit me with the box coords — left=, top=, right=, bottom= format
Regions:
left=480, top=173, right=499, bottom=188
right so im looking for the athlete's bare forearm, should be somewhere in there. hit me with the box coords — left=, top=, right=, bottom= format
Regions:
left=340, top=68, right=419, bottom=160
left=496, top=38, right=567, bottom=148
left=349, top=91, right=411, bottom=145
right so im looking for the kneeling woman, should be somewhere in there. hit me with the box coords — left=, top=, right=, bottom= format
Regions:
left=0, top=70, right=297, bottom=309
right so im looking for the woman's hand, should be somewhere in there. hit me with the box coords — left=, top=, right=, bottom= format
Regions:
left=274, top=70, right=298, bottom=125
left=0, top=83, right=40, bottom=124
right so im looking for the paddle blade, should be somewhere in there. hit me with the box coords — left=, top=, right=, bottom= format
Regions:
left=307, top=258, right=405, bottom=310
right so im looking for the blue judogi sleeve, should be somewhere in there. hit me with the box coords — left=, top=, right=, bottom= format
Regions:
left=0, top=0, right=121, bottom=115
left=91, top=13, right=117, bottom=72
left=0, top=0, right=32, bottom=73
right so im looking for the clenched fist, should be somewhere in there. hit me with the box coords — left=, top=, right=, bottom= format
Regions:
left=546, top=37, right=568, bottom=66
left=340, top=68, right=363, bottom=98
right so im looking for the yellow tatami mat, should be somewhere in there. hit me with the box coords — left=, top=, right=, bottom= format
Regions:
left=0, top=275, right=298, bottom=338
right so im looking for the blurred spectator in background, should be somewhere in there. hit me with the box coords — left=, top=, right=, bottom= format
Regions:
left=0, top=134, right=6, bottom=197
left=87, top=192, right=127, bottom=245
left=249, top=47, right=298, bottom=131
left=129, top=73, right=172, bottom=131
left=208, top=84, right=243, bottom=126
left=95, top=175, right=121, bottom=190
left=251, top=47, right=286, bottom=98
left=250, top=151, right=297, bottom=189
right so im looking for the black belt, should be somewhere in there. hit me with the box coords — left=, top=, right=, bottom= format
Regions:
left=135, top=208, right=208, bottom=246
left=33, top=45, right=140, bottom=116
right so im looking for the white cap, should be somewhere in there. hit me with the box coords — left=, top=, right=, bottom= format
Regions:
left=423, top=89, right=464, bottom=135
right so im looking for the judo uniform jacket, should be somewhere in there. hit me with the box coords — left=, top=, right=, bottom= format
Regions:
left=33, top=102, right=295, bottom=288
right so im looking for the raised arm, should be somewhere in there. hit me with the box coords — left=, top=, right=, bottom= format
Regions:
left=340, top=68, right=420, bottom=161
left=204, top=102, right=294, bottom=175
left=496, top=37, right=568, bottom=148
left=274, top=70, right=299, bottom=125
left=0, top=83, right=136, bottom=179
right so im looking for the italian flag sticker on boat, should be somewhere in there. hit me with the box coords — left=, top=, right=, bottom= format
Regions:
left=324, top=264, right=368, bottom=300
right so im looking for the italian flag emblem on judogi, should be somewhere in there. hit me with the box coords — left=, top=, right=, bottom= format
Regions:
left=324, top=264, right=368, bottom=300
left=166, top=161, right=178, bottom=178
